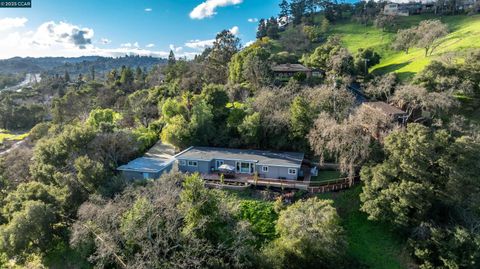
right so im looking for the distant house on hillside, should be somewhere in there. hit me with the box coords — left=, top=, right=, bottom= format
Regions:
left=117, top=142, right=176, bottom=180
left=384, top=3, right=411, bottom=16
left=363, top=101, right=408, bottom=124
left=272, top=64, right=322, bottom=81
left=384, top=2, right=423, bottom=16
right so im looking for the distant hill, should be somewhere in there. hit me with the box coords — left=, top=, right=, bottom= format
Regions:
left=0, top=55, right=167, bottom=77
left=329, top=14, right=480, bottom=80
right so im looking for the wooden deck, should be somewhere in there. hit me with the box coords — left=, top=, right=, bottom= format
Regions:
left=201, top=173, right=354, bottom=193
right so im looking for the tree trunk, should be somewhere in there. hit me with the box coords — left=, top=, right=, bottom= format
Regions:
left=425, top=47, right=429, bottom=57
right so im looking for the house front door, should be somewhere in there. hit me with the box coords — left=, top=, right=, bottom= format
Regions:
left=236, top=162, right=253, bottom=174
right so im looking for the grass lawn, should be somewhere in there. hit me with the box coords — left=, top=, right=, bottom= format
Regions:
left=329, top=14, right=480, bottom=81
left=310, top=170, right=342, bottom=183
left=319, top=186, right=413, bottom=269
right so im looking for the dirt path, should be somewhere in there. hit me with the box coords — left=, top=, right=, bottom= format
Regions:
left=0, top=140, right=26, bottom=156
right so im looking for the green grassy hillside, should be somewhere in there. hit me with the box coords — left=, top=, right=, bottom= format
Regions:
left=330, top=14, right=480, bottom=80
left=319, top=186, right=414, bottom=269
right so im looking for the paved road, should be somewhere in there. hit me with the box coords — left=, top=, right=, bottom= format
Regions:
left=0, top=73, right=41, bottom=93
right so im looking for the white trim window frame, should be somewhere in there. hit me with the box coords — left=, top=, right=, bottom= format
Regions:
left=188, top=160, right=198, bottom=167
left=288, top=168, right=297, bottom=175
left=262, top=166, right=269, bottom=173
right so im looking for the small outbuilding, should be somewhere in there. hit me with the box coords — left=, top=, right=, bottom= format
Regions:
left=272, top=64, right=322, bottom=80
left=117, top=142, right=176, bottom=180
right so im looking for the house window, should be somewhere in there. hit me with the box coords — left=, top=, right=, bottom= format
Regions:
left=241, top=162, right=250, bottom=173
left=288, top=168, right=297, bottom=175
left=179, top=160, right=186, bottom=166
left=143, top=172, right=150, bottom=179
left=216, top=160, right=224, bottom=169
left=188, top=160, right=198, bottom=167
left=236, top=162, right=252, bottom=174
left=262, top=166, right=269, bottom=173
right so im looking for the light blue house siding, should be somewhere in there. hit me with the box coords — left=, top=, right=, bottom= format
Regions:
left=177, top=159, right=212, bottom=173
left=255, top=164, right=298, bottom=180
left=177, top=152, right=301, bottom=180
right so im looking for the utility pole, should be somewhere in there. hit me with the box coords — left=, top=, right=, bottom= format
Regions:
left=363, top=58, right=370, bottom=75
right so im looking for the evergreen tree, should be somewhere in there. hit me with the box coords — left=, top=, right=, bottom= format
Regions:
left=90, top=66, right=95, bottom=81
left=64, top=71, right=70, bottom=82
left=290, top=0, right=306, bottom=25
left=279, top=0, right=290, bottom=20
left=168, top=50, right=176, bottom=65
left=256, top=19, right=267, bottom=39
left=266, top=17, right=280, bottom=39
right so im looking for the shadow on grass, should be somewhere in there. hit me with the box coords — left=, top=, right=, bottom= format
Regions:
left=396, top=71, right=417, bottom=81
left=372, top=61, right=411, bottom=75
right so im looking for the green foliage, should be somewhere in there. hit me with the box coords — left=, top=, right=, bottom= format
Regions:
left=319, top=186, right=411, bottom=269
left=86, top=108, right=122, bottom=131
left=411, top=225, right=480, bottom=269
left=0, top=94, right=46, bottom=130
left=201, top=84, right=229, bottom=121
left=74, top=156, right=106, bottom=192
left=160, top=115, right=191, bottom=149
left=120, top=197, right=154, bottom=251
left=180, top=174, right=225, bottom=242
left=204, top=29, right=242, bottom=84
left=238, top=200, right=278, bottom=243
left=30, top=124, right=97, bottom=183
left=127, top=88, right=160, bottom=127
left=289, top=95, right=313, bottom=139
left=71, top=173, right=258, bottom=268
left=355, top=47, right=381, bottom=75
left=0, top=201, right=57, bottom=259
left=229, top=46, right=272, bottom=89
left=360, top=123, right=480, bottom=268
left=2, top=182, right=66, bottom=220
left=264, top=197, right=347, bottom=269
left=238, top=112, right=261, bottom=147
left=303, top=25, right=324, bottom=42
left=133, top=126, right=158, bottom=153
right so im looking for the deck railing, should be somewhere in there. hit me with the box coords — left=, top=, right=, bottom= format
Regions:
left=201, top=173, right=355, bottom=192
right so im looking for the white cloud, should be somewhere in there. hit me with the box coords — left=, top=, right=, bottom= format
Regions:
left=121, top=42, right=139, bottom=48
left=190, top=0, right=243, bottom=20
left=247, top=18, right=258, bottom=23
left=30, top=21, right=94, bottom=49
left=229, top=26, right=239, bottom=35
left=144, top=8, right=152, bottom=12
left=146, top=43, right=155, bottom=48
left=185, top=39, right=215, bottom=50
left=169, top=44, right=183, bottom=53
left=0, top=20, right=201, bottom=59
left=245, top=40, right=255, bottom=47
left=99, top=38, right=111, bottom=45
left=0, top=17, right=28, bottom=32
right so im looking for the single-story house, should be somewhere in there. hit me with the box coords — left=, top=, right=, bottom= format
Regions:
left=363, top=101, right=408, bottom=124
left=175, top=147, right=305, bottom=180
left=117, top=142, right=176, bottom=180
left=384, top=3, right=411, bottom=16
left=272, top=64, right=322, bottom=80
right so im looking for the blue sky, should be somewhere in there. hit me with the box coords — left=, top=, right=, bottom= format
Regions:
left=0, top=0, right=280, bottom=59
